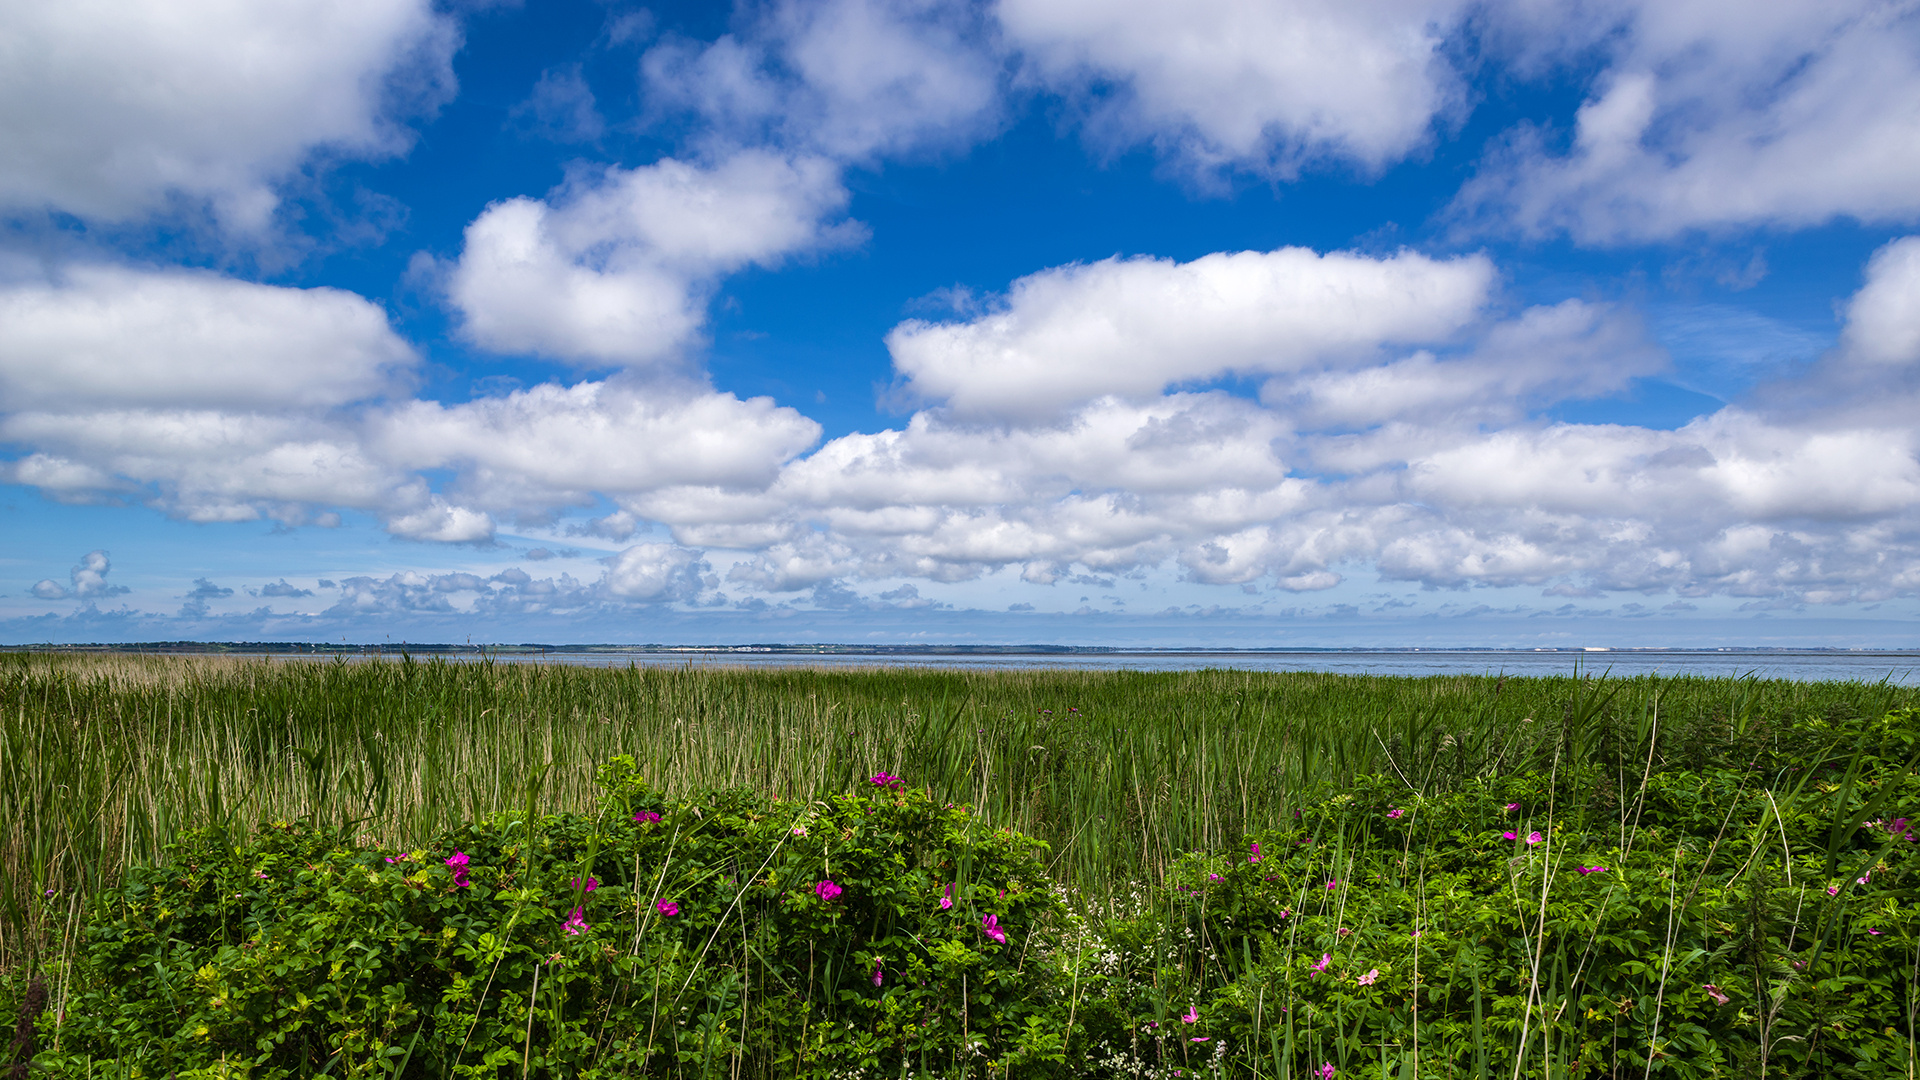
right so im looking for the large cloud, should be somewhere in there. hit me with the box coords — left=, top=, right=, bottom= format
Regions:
left=998, top=0, right=1470, bottom=176
left=0, top=0, right=456, bottom=229
left=1460, top=0, right=1920, bottom=241
left=0, top=265, right=416, bottom=411
left=888, top=246, right=1495, bottom=420
left=445, top=152, right=858, bottom=367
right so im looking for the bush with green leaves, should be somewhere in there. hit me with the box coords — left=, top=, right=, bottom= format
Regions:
left=38, top=760, right=1069, bottom=1078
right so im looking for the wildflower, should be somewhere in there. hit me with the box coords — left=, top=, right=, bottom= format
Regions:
left=563, top=907, right=588, bottom=936
left=1248, top=841, right=1262, bottom=863
left=871, top=965, right=884, bottom=987
left=1702, top=984, right=1729, bottom=1006
left=655, top=899, right=679, bottom=917
left=1502, top=831, right=1517, bottom=841
left=1190, top=1037, right=1210, bottom=1043
left=939, top=884, right=953, bottom=910
left=815, top=879, right=842, bottom=902
left=981, top=913, right=1007, bottom=944
left=1337, top=927, right=1351, bottom=937
left=1309, top=953, right=1331, bottom=977
left=870, top=773, right=899, bottom=787
left=255, top=870, right=268, bottom=879
left=1278, top=908, right=1291, bottom=919
left=445, top=851, right=471, bottom=888
left=1577, top=865, right=1608, bottom=875
left=1387, top=808, right=1404, bottom=820
left=1208, top=873, right=1221, bottom=882
left=1318, top=1064, right=1337, bottom=1079
left=1869, top=928, right=1883, bottom=935
left=572, top=876, right=598, bottom=893
left=1857, top=872, right=1872, bottom=885
left=1325, top=879, right=1338, bottom=890
left=1504, top=803, right=1519, bottom=812
left=1181, top=1006, right=1198, bottom=1024
left=1827, top=884, right=1840, bottom=896
left=1526, top=832, right=1543, bottom=846
left=632, top=811, right=661, bottom=824
left=1358, top=968, right=1378, bottom=986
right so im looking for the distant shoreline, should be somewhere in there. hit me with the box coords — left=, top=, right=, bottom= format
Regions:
left=5, top=641, right=1917, bottom=656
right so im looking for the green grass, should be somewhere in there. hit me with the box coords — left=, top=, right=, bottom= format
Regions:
left=4, top=649, right=1913, bottom=973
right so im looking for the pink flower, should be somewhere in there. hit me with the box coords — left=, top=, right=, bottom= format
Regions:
left=1325, top=879, right=1338, bottom=890
left=981, top=913, right=1007, bottom=944
left=1337, top=927, right=1351, bottom=937
left=1319, top=1064, right=1337, bottom=1079
left=1869, top=928, right=1883, bottom=935
left=1577, top=865, right=1607, bottom=875
left=815, top=879, right=842, bottom=903
left=1357, top=968, right=1378, bottom=986
left=790, top=824, right=807, bottom=836
left=1278, top=908, right=1291, bottom=919
left=1309, top=953, right=1331, bottom=977
left=1387, top=808, right=1404, bottom=820
left=1526, top=832, right=1544, bottom=846
left=1208, top=873, right=1221, bottom=882
left=1702, top=984, right=1729, bottom=1006
left=572, top=876, right=598, bottom=893
left=1504, top=803, right=1519, bottom=812
left=1248, top=841, right=1262, bottom=863
left=1856, top=872, right=1872, bottom=885
left=1827, top=885, right=1840, bottom=896
left=939, top=884, right=953, bottom=910
left=1502, top=831, right=1518, bottom=841
left=632, top=811, right=661, bottom=824
left=445, top=850, right=471, bottom=888
left=655, top=899, right=679, bottom=917
left=563, top=906, right=588, bottom=936
left=871, top=965, right=884, bottom=987
left=1181, top=1006, right=1198, bottom=1023
left=1190, top=1037, right=1210, bottom=1043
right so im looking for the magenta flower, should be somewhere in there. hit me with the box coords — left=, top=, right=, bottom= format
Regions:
left=815, top=879, right=842, bottom=903
left=939, top=883, right=953, bottom=910
left=981, top=913, right=1007, bottom=944
left=1248, top=841, right=1262, bottom=863
left=1526, top=831, right=1543, bottom=846
left=656, top=899, right=679, bottom=917
left=1318, top=1063, right=1337, bottom=1079
left=1208, top=873, right=1221, bottom=882
left=1325, top=878, right=1338, bottom=890
left=1387, top=808, right=1404, bottom=820
left=1504, top=803, right=1519, bottom=812
left=871, top=964, right=884, bottom=987
left=1702, top=984, right=1729, bottom=1006
left=1827, top=884, right=1840, bottom=896
left=1309, top=953, right=1331, bottom=977
left=1856, top=872, right=1872, bottom=885
left=1502, top=831, right=1518, bottom=841
left=563, top=906, right=588, bottom=936
left=1357, top=968, right=1378, bottom=986
left=572, top=876, right=598, bottom=893
left=632, top=810, right=661, bottom=824
left=1337, top=927, right=1351, bottom=937
left=1181, top=1006, right=1198, bottom=1024
left=445, top=850, right=471, bottom=888
left=1190, top=1037, right=1210, bottom=1043
left=1278, top=908, right=1291, bottom=919
left=869, top=773, right=901, bottom=789
left=1577, top=865, right=1608, bottom=875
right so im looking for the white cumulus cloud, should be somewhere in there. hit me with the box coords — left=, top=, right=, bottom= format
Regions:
left=888, top=246, right=1495, bottom=420
left=446, top=152, right=859, bottom=367
left=998, top=0, right=1470, bottom=176
left=0, top=0, right=456, bottom=229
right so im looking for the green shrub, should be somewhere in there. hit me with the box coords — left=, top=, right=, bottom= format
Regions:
left=39, top=760, right=1069, bottom=1078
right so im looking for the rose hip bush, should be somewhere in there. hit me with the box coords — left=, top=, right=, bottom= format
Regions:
left=38, top=758, right=1069, bottom=1079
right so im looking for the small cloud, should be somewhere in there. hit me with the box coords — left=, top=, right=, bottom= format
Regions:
left=317, top=579, right=338, bottom=590
left=253, top=579, right=313, bottom=598
left=525, top=547, right=555, bottom=561
left=180, top=577, right=233, bottom=617
left=31, top=549, right=130, bottom=601
left=1007, top=602, right=1034, bottom=612
left=507, top=65, right=604, bottom=142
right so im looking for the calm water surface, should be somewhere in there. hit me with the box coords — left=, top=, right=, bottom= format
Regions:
left=283, top=649, right=1920, bottom=685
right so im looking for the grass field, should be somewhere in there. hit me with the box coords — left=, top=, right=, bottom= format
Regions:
left=6, top=649, right=1914, bottom=973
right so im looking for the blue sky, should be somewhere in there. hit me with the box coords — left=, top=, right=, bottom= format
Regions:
left=5, top=0, right=1920, bottom=647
